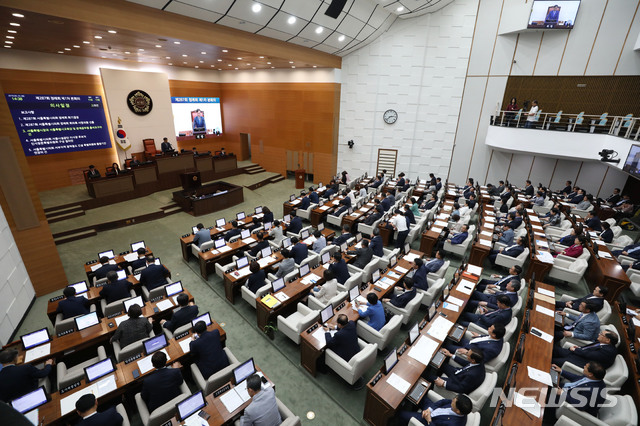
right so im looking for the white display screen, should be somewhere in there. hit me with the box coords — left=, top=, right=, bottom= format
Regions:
left=75, top=312, right=100, bottom=331
left=85, top=358, right=115, bottom=382
left=21, top=328, right=50, bottom=350
left=192, top=312, right=212, bottom=327
left=236, top=257, right=249, bottom=269
left=241, top=229, right=250, bottom=239
left=177, top=392, right=206, bottom=420
left=69, top=281, right=88, bottom=295
left=171, top=97, right=222, bottom=138
left=216, top=218, right=226, bottom=227
left=214, top=239, right=226, bottom=249
left=237, top=212, right=246, bottom=220
left=99, top=250, right=115, bottom=259
left=131, top=241, right=146, bottom=252
left=271, top=278, right=285, bottom=293
left=233, top=358, right=255, bottom=384
left=349, top=285, right=360, bottom=302
left=320, top=304, right=334, bottom=323
left=528, top=1, right=580, bottom=29
left=299, top=263, right=310, bottom=277
left=123, top=295, right=144, bottom=312
left=11, top=387, right=48, bottom=413
left=165, top=281, right=183, bottom=297
left=261, top=247, right=272, bottom=257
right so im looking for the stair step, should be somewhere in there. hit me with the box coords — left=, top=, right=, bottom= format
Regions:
left=47, top=210, right=85, bottom=224
left=163, top=206, right=183, bottom=214
left=54, top=229, right=97, bottom=245
left=44, top=203, right=83, bottom=214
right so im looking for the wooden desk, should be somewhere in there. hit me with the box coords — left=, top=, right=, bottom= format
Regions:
left=172, top=181, right=244, bottom=216
left=525, top=212, right=554, bottom=281
left=584, top=247, right=630, bottom=302
left=179, top=217, right=260, bottom=262
left=613, top=302, right=640, bottom=404
left=468, top=206, right=496, bottom=266
left=213, top=155, right=238, bottom=173
left=198, top=235, right=259, bottom=280
left=86, top=174, right=135, bottom=198
left=83, top=247, right=153, bottom=281
left=223, top=253, right=284, bottom=303
left=309, top=196, right=345, bottom=227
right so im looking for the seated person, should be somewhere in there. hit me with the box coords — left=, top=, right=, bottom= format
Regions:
left=356, top=293, right=385, bottom=331
left=428, top=349, right=486, bottom=394
left=410, top=197, right=421, bottom=217
left=87, top=165, right=101, bottom=179
left=554, top=301, right=600, bottom=343
left=290, top=236, right=308, bottom=265
left=599, top=222, right=613, bottom=244
left=442, top=323, right=505, bottom=365
left=312, top=270, right=338, bottom=305
left=363, top=205, right=383, bottom=226
left=160, top=293, right=198, bottom=332
left=0, top=349, right=53, bottom=403
left=332, top=192, right=351, bottom=217
left=297, top=192, right=310, bottom=210
left=398, top=393, right=472, bottom=426
left=575, top=194, right=593, bottom=211
left=284, top=210, right=302, bottom=235
left=268, top=220, right=284, bottom=245
left=274, top=249, right=296, bottom=279
left=444, top=224, right=469, bottom=249
left=332, top=224, right=353, bottom=247
left=224, top=221, right=241, bottom=242
left=99, top=270, right=134, bottom=305
left=160, top=137, right=174, bottom=153
left=261, top=206, right=274, bottom=225
left=549, top=361, right=607, bottom=418
left=351, top=238, right=373, bottom=269
left=308, top=187, right=320, bottom=204
left=487, top=236, right=525, bottom=265
left=328, top=252, right=350, bottom=285
left=311, top=230, right=327, bottom=254
left=584, top=211, right=602, bottom=231
left=412, top=258, right=429, bottom=291
left=403, top=204, right=416, bottom=225
left=370, top=228, right=384, bottom=257
left=605, top=188, right=621, bottom=205
left=189, top=320, right=229, bottom=380
left=239, top=374, right=281, bottom=426
left=141, top=352, right=184, bottom=413
left=75, top=394, right=123, bottom=426
left=324, top=314, right=359, bottom=362
left=139, top=255, right=171, bottom=291
left=192, top=223, right=212, bottom=248
left=382, top=277, right=416, bottom=308
left=245, top=260, right=266, bottom=294
left=110, top=304, right=152, bottom=348
left=553, top=235, right=585, bottom=258
left=555, top=286, right=607, bottom=312
left=458, top=295, right=512, bottom=328
left=247, top=232, right=269, bottom=258
left=494, top=223, right=514, bottom=246
left=129, top=247, right=148, bottom=271
left=56, top=286, right=91, bottom=319
left=420, top=193, right=437, bottom=210
left=552, top=330, right=618, bottom=369
left=475, top=265, right=522, bottom=292
left=424, top=250, right=445, bottom=273
left=542, top=208, right=562, bottom=228
left=555, top=228, right=581, bottom=248
left=531, top=190, right=545, bottom=206
left=466, top=279, right=520, bottom=312
left=94, top=256, right=119, bottom=280
left=611, top=242, right=640, bottom=260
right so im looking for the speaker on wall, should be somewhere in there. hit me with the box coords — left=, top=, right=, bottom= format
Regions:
left=325, top=0, right=347, bottom=18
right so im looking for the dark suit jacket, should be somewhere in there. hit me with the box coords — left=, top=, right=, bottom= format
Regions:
left=459, top=336, right=504, bottom=364
left=94, top=264, right=119, bottom=280
left=224, top=228, right=242, bottom=242
left=380, top=198, right=391, bottom=212
left=333, top=233, right=353, bottom=247
left=364, top=212, right=381, bottom=226
left=600, top=228, right=613, bottom=243
left=325, top=321, right=359, bottom=362
left=77, top=407, right=123, bottom=426
left=286, top=217, right=302, bottom=235
left=291, top=243, right=308, bottom=265
left=413, top=265, right=429, bottom=291
left=309, top=192, right=319, bottom=203
left=508, top=217, right=523, bottom=230
left=163, top=305, right=199, bottom=332
left=561, top=370, right=606, bottom=417
left=485, top=291, right=518, bottom=310
left=561, top=185, right=572, bottom=195
left=567, top=295, right=604, bottom=312
left=56, top=296, right=90, bottom=319
left=405, top=209, right=415, bottom=224
left=442, top=363, right=485, bottom=394
left=370, top=236, right=384, bottom=257
left=141, top=367, right=184, bottom=413
left=422, top=200, right=436, bottom=210
left=246, top=270, right=266, bottom=294
left=262, top=211, right=274, bottom=224
left=558, top=343, right=617, bottom=369
left=298, top=196, right=310, bottom=210
left=397, top=178, right=406, bottom=187
left=248, top=240, right=269, bottom=258
left=622, top=243, right=640, bottom=260
left=353, top=247, right=374, bottom=269
left=0, top=364, right=52, bottom=402
left=450, top=232, right=468, bottom=245
left=371, top=179, right=382, bottom=188
left=478, top=308, right=512, bottom=328
left=189, top=330, right=229, bottom=380
left=424, top=258, right=444, bottom=273
left=329, top=259, right=350, bottom=284
left=503, top=245, right=525, bottom=258
left=390, top=288, right=416, bottom=308
left=585, top=217, right=602, bottom=231
left=421, top=399, right=466, bottom=426
left=524, top=185, right=534, bottom=197
left=99, top=280, right=133, bottom=305
left=130, top=257, right=147, bottom=271
left=139, top=264, right=170, bottom=290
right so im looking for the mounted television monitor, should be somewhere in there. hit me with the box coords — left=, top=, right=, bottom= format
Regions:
left=11, top=386, right=49, bottom=414
left=85, top=358, right=115, bottom=383
left=216, top=218, right=226, bottom=228
left=69, top=280, right=89, bottom=296
left=165, top=281, right=183, bottom=297
left=320, top=304, right=334, bottom=324
left=5, top=94, right=112, bottom=157
left=384, top=348, right=398, bottom=374
left=192, top=312, right=212, bottom=327
left=143, top=334, right=168, bottom=356
left=236, top=256, right=249, bottom=270
left=349, top=285, right=360, bottom=302
left=75, top=312, right=100, bottom=331
left=21, top=328, right=50, bottom=350
left=622, top=144, right=640, bottom=177
left=233, top=358, right=256, bottom=385
left=171, top=97, right=222, bottom=140
left=527, top=1, right=581, bottom=29
left=271, top=277, right=285, bottom=293
left=122, top=295, right=144, bottom=312
left=177, top=392, right=207, bottom=422
left=131, top=241, right=146, bottom=252
left=98, top=250, right=115, bottom=260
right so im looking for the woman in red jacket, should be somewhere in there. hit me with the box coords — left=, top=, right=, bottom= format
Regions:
left=555, top=236, right=585, bottom=258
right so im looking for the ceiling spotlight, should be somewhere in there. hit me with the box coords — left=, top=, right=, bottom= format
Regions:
left=4, top=45, right=11, bottom=48
left=58, top=50, right=64, bottom=53
left=6, top=36, right=14, bottom=39
left=139, top=48, right=144, bottom=51
left=397, top=6, right=404, bottom=12
left=168, top=63, right=173, bottom=65
left=4, top=40, right=13, bottom=44
left=9, top=23, right=20, bottom=27
left=222, top=49, right=228, bottom=52
left=291, top=66, right=295, bottom=68
left=259, top=56, right=264, bottom=59
left=235, top=67, right=238, bottom=70
left=217, top=59, right=222, bottom=62
left=287, top=16, right=296, bottom=24
left=12, top=13, right=24, bottom=18
left=174, top=41, right=181, bottom=44
left=252, top=67, right=256, bottom=69
left=228, top=64, right=232, bottom=66
left=165, top=56, right=170, bottom=59
left=108, top=30, right=117, bottom=34
left=271, top=66, right=274, bottom=68
left=94, top=35, right=102, bottom=39
left=237, top=57, right=242, bottom=60
left=200, top=60, right=204, bottom=63
left=73, top=45, right=80, bottom=48
left=267, top=62, right=271, bottom=64
left=201, top=51, right=206, bottom=55
left=183, top=61, right=187, bottom=64
left=83, top=40, right=90, bottom=44
left=8, top=30, right=17, bottom=33
left=289, top=61, right=294, bottom=64
left=195, top=66, right=199, bottom=68
left=182, top=54, right=187, bottom=57
left=313, top=65, right=317, bottom=68
left=252, top=3, right=262, bottom=13
left=315, top=26, right=323, bottom=34
left=338, top=35, right=345, bottom=42
left=64, top=47, right=71, bottom=50
left=246, top=63, right=250, bottom=65
left=155, top=44, right=162, bottom=48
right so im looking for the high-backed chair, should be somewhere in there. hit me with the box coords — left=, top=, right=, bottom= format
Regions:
left=467, top=317, right=518, bottom=342
left=191, top=347, right=240, bottom=395
left=101, top=289, right=137, bottom=317
left=142, top=280, right=173, bottom=301
left=356, top=314, right=403, bottom=351
left=240, top=280, right=271, bottom=309
left=561, top=354, right=627, bottom=389
left=135, top=381, right=190, bottom=426
left=93, top=277, right=108, bottom=287
left=429, top=371, right=498, bottom=411
left=561, top=298, right=611, bottom=324
left=572, top=204, right=594, bottom=218
left=545, top=220, right=572, bottom=239
left=547, top=258, right=588, bottom=285
left=408, top=393, right=481, bottom=426
left=417, top=277, right=446, bottom=307
left=54, top=305, right=97, bottom=335
left=277, top=303, right=319, bottom=344
left=382, top=290, right=423, bottom=325
left=347, top=256, right=381, bottom=283
left=495, top=247, right=529, bottom=270
left=308, top=291, right=347, bottom=311
left=325, top=338, right=377, bottom=386
left=297, top=204, right=317, bottom=221
left=337, top=271, right=363, bottom=292
left=113, top=329, right=155, bottom=363
left=115, top=404, right=132, bottom=426
left=606, top=234, right=634, bottom=252
left=555, top=394, right=637, bottom=426
left=215, top=258, right=236, bottom=280
left=143, top=139, right=158, bottom=159
left=57, top=346, right=107, bottom=389
left=191, top=240, right=215, bottom=259
left=162, top=321, right=193, bottom=341
left=326, top=210, right=348, bottom=228
left=443, top=233, right=473, bottom=257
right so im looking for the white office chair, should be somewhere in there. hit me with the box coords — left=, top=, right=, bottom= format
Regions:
left=561, top=354, right=627, bottom=389
left=495, top=247, right=529, bottom=270
left=191, top=240, right=214, bottom=258
left=347, top=256, right=381, bottom=283
left=142, top=280, right=173, bottom=301
left=135, top=380, right=191, bottom=426
left=277, top=303, right=319, bottom=344
left=443, top=233, right=473, bottom=257
left=101, top=289, right=137, bottom=317
left=547, top=258, right=588, bottom=285
left=427, top=260, right=450, bottom=281
left=429, top=371, right=498, bottom=411
left=417, top=277, right=446, bottom=307
left=297, top=203, right=317, bottom=221
left=572, top=204, right=594, bottom=218
left=191, top=347, right=240, bottom=395
left=327, top=210, right=348, bottom=228
left=555, top=394, right=637, bottom=426
left=467, top=317, right=518, bottom=342
left=383, top=290, right=424, bottom=325
left=54, top=305, right=98, bottom=335
left=337, top=271, right=363, bottom=292
left=113, top=329, right=155, bottom=363
left=240, top=279, right=271, bottom=309
left=308, top=291, right=348, bottom=311
left=215, top=259, right=236, bottom=280
left=560, top=298, right=611, bottom=324
left=57, top=346, right=107, bottom=389
left=325, top=338, right=378, bottom=386
left=356, top=314, right=403, bottom=351
left=545, top=220, right=573, bottom=239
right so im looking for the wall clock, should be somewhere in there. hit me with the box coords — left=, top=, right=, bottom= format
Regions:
left=383, top=109, right=398, bottom=124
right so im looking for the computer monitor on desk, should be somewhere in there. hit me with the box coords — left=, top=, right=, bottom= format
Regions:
left=21, top=328, right=50, bottom=350
left=282, top=238, right=292, bottom=249
left=10, top=386, right=49, bottom=414
left=384, top=349, right=398, bottom=374
left=192, top=312, right=212, bottom=327
left=261, top=246, right=272, bottom=258
left=75, top=312, right=100, bottom=331
left=214, top=238, right=226, bottom=249
left=271, top=278, right=285, bottom=293
left=240, top=229, right=251, bottom=239
left=177, top=391, right=207, bottom=421
left=320, top=304, right=334, bottom=324
left=299, top=263, right=310, bottom=277
left=165, top=281, right=183, bottom=297
left=85, top=358, right=115, bottom=383
left=349, top=286, right=360, bottom=302
left=321, top=252, right=331, bottom=264
left=131, top=241, right=146, bottom=252
left=122, top=295, right=144, bottom=312
left=233, top=358, right=256, bottom=385
left=116, top=270, right=127, bottom=280
left=408, top=323, right=420, bottom=345
left=255, top=206, right=263, bottom=215
left=143, top=334, right=168, bottom=356
left=216, top=218, right=226, bottom=228
left=236, top=212, right=246, bottom=221
left=69, top=280, right=89, bottom=296
left=236, top=257, right=249, bottom=270
left=98, top=249, right=115, bottom=259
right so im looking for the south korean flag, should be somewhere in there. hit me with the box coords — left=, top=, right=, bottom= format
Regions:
left=115, top=119, right=131, bottom=151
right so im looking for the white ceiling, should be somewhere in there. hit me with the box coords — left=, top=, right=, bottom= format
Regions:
left=126, top=0, right=454, bottom=56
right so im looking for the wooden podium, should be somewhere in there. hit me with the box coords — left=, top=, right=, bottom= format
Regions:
left=180, top=171, right=201, bottom=190
left=295, top=169, right=305, bottom=189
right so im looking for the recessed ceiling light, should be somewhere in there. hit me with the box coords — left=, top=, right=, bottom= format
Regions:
left=338, top=35, right=345, bottom=42
left=73, top=45, right=80, bottom=48
left=315, top=26, right=323, bottom=34
left=165, top=56, right=170, bottom=59
left=271, top=66, right=274, bottom=68
left=64, top=47, right=71, bottom=50
left=6, top=36, right=14, bottom=39
left=222, top=49, right=228, bottom=52
left=7, top=30, right=17, bottom=33
left=235, top=67, right=238, bottom=70
left=12, top=13, right=24, bottom=18
left=5, top=41, right=13, bottom=44
left=313, top=65, right=317, bottom=68
left=237, top=57, right=242, bottom=60
left=289, top=61, right=294, bottom=64
left=183, top=61, right=187, bottom=64
left=252, top=67, right=256, bottom=69
left=101, top=56, right=106, bottom=58
left=83, top=40, right=90, bottom=44
left=228, top=64, right=232, bottom=66
left=57, top=50, right=64, bottom=53
left=94, top=35, right=102, bottom=39
left=246, top=63, right=250, bottom=65
left=397, top=6, right=404, bottom=12
left=10, top=23, right=20, bottom=27
left=174, top=41, right=180, bottom=44
left=108, top=30, right=117, bottom=34
left=307, top=412, right=316, bottom=420
left=287, top=16, right=296, bottom=25
left=291, top=66, right=295, bottom=68
left=195, top=66, right=199, bottom=68
left=200, top=60, right=204, bottom=63
left=217, top=59, right=222, bottom=62
left=139, top=48, right=144, bottom=51
left=201, top=51, right=206, bottom=55
left=155, top=44, right=162, bottom=48
left=210, top=65, right=214, bottom=67
left=112, top=52, right=117, bottom=55
left=168, top=63, right=173, bottom=65
left=182, top=54, right=187, bottom=57
left=252, top=3, right=262, bottom=13
left=267, top=62, right=271, bottom=64
left=259, top=56, right=264, bottom=59
left=3, top=45, right=10, bottom=48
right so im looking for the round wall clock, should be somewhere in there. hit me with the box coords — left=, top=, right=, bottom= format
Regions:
left=383, top=109, right=398, bottom=124
left=126, top=89, right=153, bottom=116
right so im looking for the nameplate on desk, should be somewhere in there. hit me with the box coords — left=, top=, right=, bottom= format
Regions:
left=50, top=295, right=64, bottom=302
left=214, top=384, right=231, bottom=397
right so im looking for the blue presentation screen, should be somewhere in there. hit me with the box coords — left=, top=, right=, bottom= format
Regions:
left=5, top=94, right=112, bottom=156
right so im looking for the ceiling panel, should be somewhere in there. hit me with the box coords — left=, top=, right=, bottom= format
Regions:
left=266, top=11, right=309, bottom=37
left=176, top=0, right=235, bottom=14
left=164, top=2, right=224, bottom=23
left=347, top=0, right=377, bottom=22
left=226, top=0, right=278, bottom=26
left=322, top=32, right=353, bottom=49
left=297, top=23, right=331, bottom=44
left=280, top=0, right=323, bottom=22
left=256, top=26, right=293, bottom=42
left=216, top=15, right=264, bottom=33
left=336, top=14, right=367, bottom=39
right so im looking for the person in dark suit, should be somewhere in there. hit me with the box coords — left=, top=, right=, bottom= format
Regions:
left=129, top=247, right=148, bottom=272
left=449, top=224, right=469, bottom=245
left=552, top=330, right=618, bottom=369
left=75, top=394, right=123, bottom=425
left=396, top=172, right=406, bottom=188
left=332, top=224, right=353, bottom=247
left=189, top=321, right=229, bottom=380
left=87, top=165, right=101, bottom=179
left=554, top=301, right=601, bottom=343
left=434, top=177, right=442, bottom=192
left=442, top=323, right=505, bottom=365
left=420, top=193, right=437, bottom=210
left=99, top=271, right=133, bottom=305
left=247, top=232, right=269, bottom=258
left=429, top=349, right=485, bottom=394
left=560, top=181, right=572, bottom=196
left=160, top=137, right=174, bottom=153
left=599, top=222, right=614, bottom=244
left=612, top=242, right=640, bottom=260
left=380, top=192, right=392, bottom=212
left=363, top=206, right=383, bottom=226
left=328, top=252, right=350, bottom=284
left=398, top=394, right=472, bottom=426
left=475, top=265, right=521, bottom=292
left=487, top=236, right=526, bottom=265
left=584, top=211, right=602, bottom=231
left=467, top=279, right=520, bottom=312
left=324, top=314, right=359, bottom=362
left=284, top=210, right=302, bottom=235
left=0, top=349, right=53, bottom=403
left=605, top=188, right=621, bottom=205
left=245, top=260, right=266, bottom=294
left=555, top=286, right=607, bottom=312
left=383, top=277, right=416, bottom=308
left=139, top=255, right=171, bottom=291
left=524, top=180, right=534, bottom=197
left=140, top=352, right=184, bottom=413
left=308, top=187, right=319, bottom=204
left=261, top=207, right=274, bottom=225
left=192, top=223, right=212, bottom=248
left=403, top=204, right=415, bottom=225
left=298, top=192, right=310, bottom=210
left=370, top=176, right=383, bottom=188
left=459, top=295, right=512, bottom=328
left=290, top=236, right=308, bottom=265
left=323, top=180, right=338, bottom=198
left=94, top=256, right=119, bottom=280
left=160, top=293, right=198, bottom=332
left=224, top=220, right=241, bottom=242
left=56, top=286, right=91, bottom=319
left=466, top=194, right=477, bottom=210
left=332, top=192, right=352, bottom=217
left=370, top=228, right=384, bottom=257
left=352, top=238, right=373, bottom=269
left=412, top=258, right=429, bottom=291
left=549, top=361, right=607, bottom=418
left=424, top=251, right=445, bottom=273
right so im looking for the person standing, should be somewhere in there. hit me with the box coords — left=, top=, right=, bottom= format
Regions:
left=525, top=100, right=539, bottom=128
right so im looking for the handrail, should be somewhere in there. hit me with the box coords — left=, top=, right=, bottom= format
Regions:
left=492, top=110, right=639, bottom=141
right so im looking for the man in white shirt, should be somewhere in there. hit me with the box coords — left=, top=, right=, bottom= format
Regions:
left=525, top=100, right=539, bottom=128
left=389, top=208, right=409, bottom=249
left=269, top=220, right=284, bottom=244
